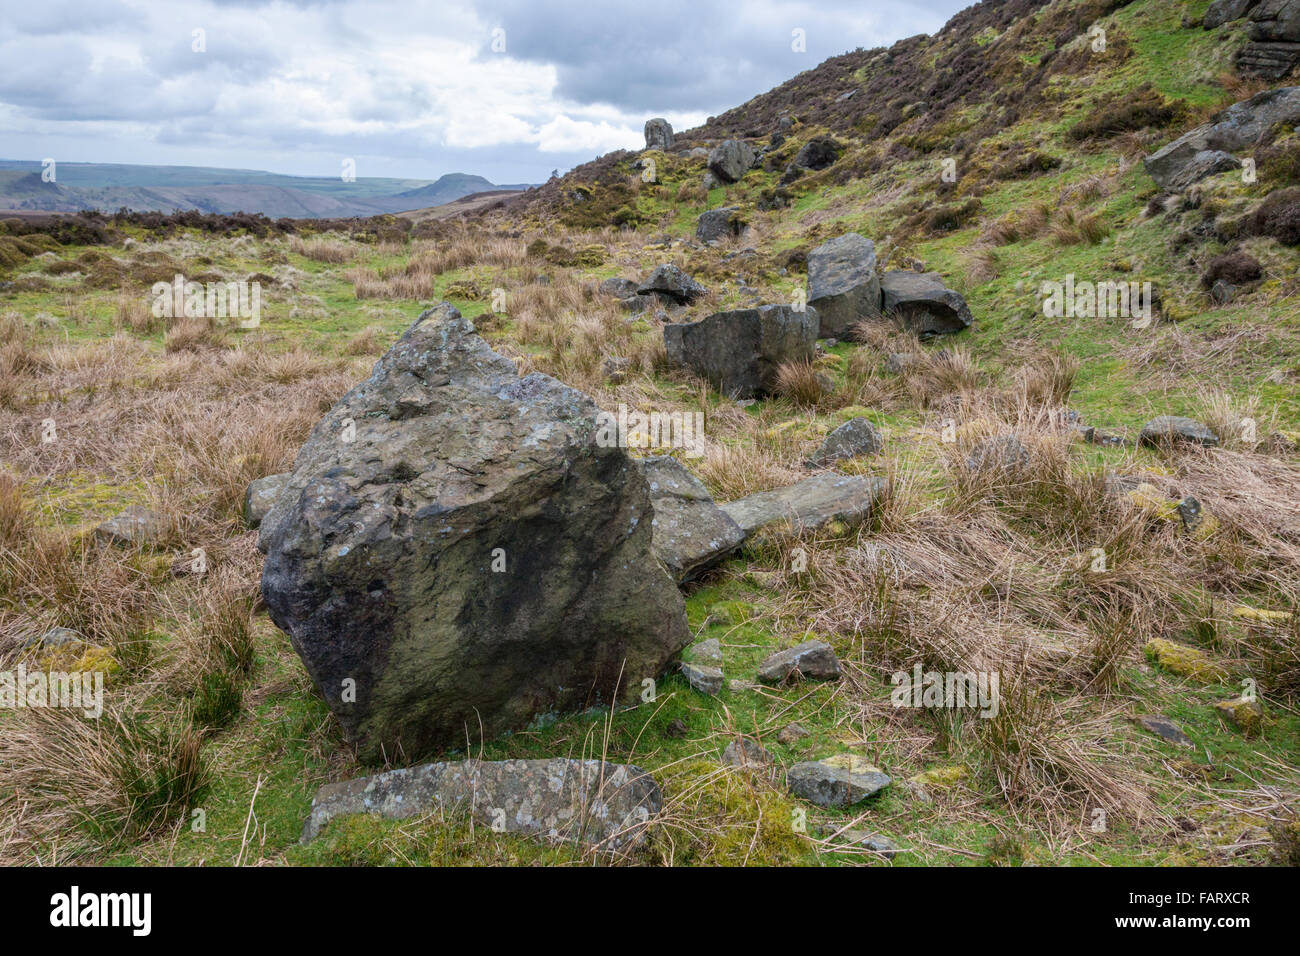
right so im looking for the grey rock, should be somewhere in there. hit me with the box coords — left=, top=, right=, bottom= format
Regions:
left=1211, top=279, right=1237, bottom=305
left=603, top=356, right=631, bottom=383
left=1204, top=0, right=1262, bottom=29
left=1235, top=41, right=1300, bottom=79
left=644, top=118, right=674, bottom=151
left=809, top=417, right=884, bottom=466
left=884, top=352, right=918, bottom=374
left=599, top=276, right=640, bottom=299
left=1248, top=0, right=1300, bottom=41
left=880, top=271, right=973, bottom=336
left=696, top=206, right=744, bottom=242
left=708, top=139, right=756, bottom=183
left=244, top=473, right=291, bottom=530
left=681, top=662, right=724, bottom=695
left=806, top=233, right=881, bottom=339
left=844, top=830, right=899, bottom=858
left=1138, top=715, right=1194, bottom=747
left=1138, top=415, right=1220, bottom=447
left=1177, top=495, right=1205, bottom=532
left=776, top=722, right=810, bottom=745
left=94, top=505, right=166, bottom=547
left=260, top=303, right=690, bottom=763
left=688, top=637, right=723, bottom=663
left=757, top=639, right=841, bottom=685
left=662, top=304, right=819, bottom=399
left=1145, top=86, right=1300, bottom=188
left=720, top=737, right=773, bottom=769
left=788, top=761, right=891, bottom=807
left=637, top=456, right=744, bottom=582
left=966, top=435, right=1030, bottom=472
left=637, top=264, right=706, bottom=305
left=793, top=137, right=841, bottom=170
left=702, top=171, right=720, bottom=191
left=23, top=626, right=87, bottom=649
left=1166, top=149, right=1242, bottom=191
left=301, top=758, right=660, bottom=850
left=720, top=472, right=887, bottom=536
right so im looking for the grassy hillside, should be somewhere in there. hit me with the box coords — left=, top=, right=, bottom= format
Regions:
left=0, top=0, right=1298, bottom=867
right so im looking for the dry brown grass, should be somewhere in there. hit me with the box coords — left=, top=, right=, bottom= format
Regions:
left=288, top=234, right=357, bottom=264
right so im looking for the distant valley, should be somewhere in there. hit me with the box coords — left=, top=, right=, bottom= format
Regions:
left=0, top=161, right=534, bottom=219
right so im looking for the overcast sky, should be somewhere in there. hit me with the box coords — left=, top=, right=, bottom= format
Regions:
left=0, top=0, right=968, bottom=184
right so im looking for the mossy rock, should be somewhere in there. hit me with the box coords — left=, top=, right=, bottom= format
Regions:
left=706, top=601, right=755, bottom=626
left=909, top=764, right=969, bottom=788
left=1143, top=638, right=1228, bottom=683
left=1213, top=698, right=1263, bottom=736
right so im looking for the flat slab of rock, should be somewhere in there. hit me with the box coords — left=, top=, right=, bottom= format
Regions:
left=245, top=473, right=290, bottom=530
left=681, top=661, right=724, bottom=695
left=880, top=271, right=973, bottom=336
left=260, top=304, right=690, bottom=762
left=1145, top=85, right=1300, bottom=189
left=638, top=264, right=705, bottom=304
left=301, top=758, right=661, bottom=851
left=663, top=304, right=818, bottom=399
left=93, top=505, right=165, bottom=547
left=1138, top=715, right=1194, bottom=747
left=720, top=473, right=887, bottom=536
left=788, top=759, right=891, bottom=807
left=638, top=456, right=744, bottom=582
left=757, top=639, right=841, bottom=684
left=1138, top=416, right=1220, bottom=447
left=807, top=233, right=881, bottom=339
left=808, top=417, right=883, bottom=466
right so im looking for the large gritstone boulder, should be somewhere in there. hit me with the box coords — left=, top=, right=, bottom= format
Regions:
left=662, top=304, right=819, bottom=399
left=880, top=271, right=973, bottom=336
left=1144, top=86, right=1300, bottom=188
left=644, top=118, right=674, bottom=151
left=708, top=139, right=757, bottom=183
left=806, top=233, right=882, bottom=339
left=260, top=303, right=691, bottom=763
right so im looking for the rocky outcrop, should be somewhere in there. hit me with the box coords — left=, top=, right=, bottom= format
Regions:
left=663, top=304, right=818, bottom=399
left=1204, top=0, right=1262, bottom=28
left=260, top=304, right=691, bottom=763
left=880, top=271, right=973, bottom=336
left=1144, top=86, right=1300, bottom=188
left=301, top=758, right=661, bottom=851
left=637, top=456, right=744, bottom=582
left=644, top=118, right=674, bottom=151
left=1239, top=2, right=1300, bottom=78
left=720, top=473, right=887, bottom=536
left=806, top=233, right=881, bottom=338
left=708, top=140, right=757, bottom=183
left=637, top=264, right=706, bottom=304
left=696, top=206, right=744, bottom=242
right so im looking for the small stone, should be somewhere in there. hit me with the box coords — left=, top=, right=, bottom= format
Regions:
left=788, top=759, right=891, bottom=807
left=637, top=264, right=706, bottom=305
left=23, top=626, right=87, bottom=649
left=777, top=722, right=810, bottom=746
left=1176, top=495, right=1203, bottom=532
left=1144, top=638, right=1228, bottom=683
left=839, top=829, right=899, bottom=859
left=808, top=417, right=884, bottom=467
left=94, top=505, right=166, bottom=547
left=1138, top=714, right=1194, bottom=747
left=757, top=639, right=841, bottom=685
left=681, top=662, right=724, bottom=695
left=720, top=737, right=772, bottom=769
left=727, top=678, right=757, bottom=693
left=688, top=637, right=723, bottom=663
left=966, top=434, right=1029, bottom=472
left=666, top=718, right=689, bottom=738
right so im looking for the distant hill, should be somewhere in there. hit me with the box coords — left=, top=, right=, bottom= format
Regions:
left=0, top=161, right=535, bottom=219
